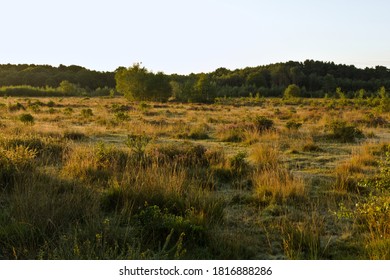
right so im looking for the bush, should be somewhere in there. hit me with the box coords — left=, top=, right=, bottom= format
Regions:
left=63, top=131, right=87, bottom=141
left=284, top=84, right=301, bottom=99
left=217, top=124, right=245, bottom=142
left=134, top=204, right=205, bottom=254
left=114, top=112, right=131, bottom=122
left=125, top=134, right=151, bottom=160
left=8, top=102, right=25, bottom=112
left=253, top=116, right=274, bottom=132
left=81, top=108, right=93, bottom=118
left=178, top=124, right=210, bottom=140
left=302, top=143, right=323, bottom=152
left=19, top=113, right=34, bottom=125
left=229, top=151, right=249, bottom=176
left=286, top=120, right=302, bottom=130
left=326, top=120, right=364, bottom=142
left=63, top=107, right=74, bottom=115
left=151, top=142, right=208, bottom=167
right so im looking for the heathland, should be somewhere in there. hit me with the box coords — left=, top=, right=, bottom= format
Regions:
left=0, top=61, right=389, bottom=259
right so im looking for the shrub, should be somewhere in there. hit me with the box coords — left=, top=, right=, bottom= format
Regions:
left=19, top=113, right=34, bottom=125
left=151, top=142, right=208, bottom=167
left=363, top=113, right=388, bottom=128
left=229, top=151, right=249, bottom=176
left=111, top=104, right=133, bottom=113
left=114, top=112, right=131, bottom=122
left=134, top=204, right=205, bottom=254
left=125, top=134, right=151, bottom=160
left=286, top=120, right=302, bottom=130
left=178, top=124, right=210, bottom=140
left=284, top=84, right=302, bottom=99
left=217, top=124, right=245, bottom=142
left=47, top=100, right=55, bottom=107
left=326, top=120, right=364, bottom=142
left=81, top=108, right=93, bottom=118
left=253, top=116, right=274, bottom=132
left=63, top=107, right=74, bottom=115
left=302, top=143, right=323, bottom=152
left=8, top=102, right=25, bottom=112
left=63, top=131, right=87, bottom=141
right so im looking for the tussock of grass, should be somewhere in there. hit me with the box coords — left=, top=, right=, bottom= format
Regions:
left=252, top=167, right=306, bottom=204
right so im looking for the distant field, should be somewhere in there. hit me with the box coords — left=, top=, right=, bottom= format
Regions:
left=0, top=96, right=389, bottom=259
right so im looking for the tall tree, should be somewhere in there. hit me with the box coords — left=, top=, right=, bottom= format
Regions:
left=115, top=64, right=172, bottom=102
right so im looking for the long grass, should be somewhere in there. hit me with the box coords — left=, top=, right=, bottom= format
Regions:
left=1, top=96, right=389, bottom=260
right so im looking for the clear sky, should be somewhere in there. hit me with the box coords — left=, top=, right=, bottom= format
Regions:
left=1, top=0, right=389, bottom=74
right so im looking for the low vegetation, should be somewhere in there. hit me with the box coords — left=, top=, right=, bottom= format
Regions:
left=0, top=94, right=389, bottom=260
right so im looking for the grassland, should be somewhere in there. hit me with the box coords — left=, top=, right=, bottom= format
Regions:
left=0, top=96, right=389, bottom=259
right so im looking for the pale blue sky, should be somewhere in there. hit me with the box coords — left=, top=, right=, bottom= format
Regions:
left=1, top=0, right=389, bottom=74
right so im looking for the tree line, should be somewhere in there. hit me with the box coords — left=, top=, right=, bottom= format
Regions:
left=1, top=60, right=389, bottom=101
left=0, top=64, right=115, bottom=90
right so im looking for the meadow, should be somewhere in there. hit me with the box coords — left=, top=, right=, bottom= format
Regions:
left=0, top=95, right=389, bottom=259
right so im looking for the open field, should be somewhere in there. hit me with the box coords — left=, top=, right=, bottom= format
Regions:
left=0, top=96, right=389, bottom=259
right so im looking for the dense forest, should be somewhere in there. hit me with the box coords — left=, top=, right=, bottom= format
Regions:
left=1, top=60, right=390, bottom=101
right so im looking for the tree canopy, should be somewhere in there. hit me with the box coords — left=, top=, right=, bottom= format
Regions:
left=1, top=60, right=390, bottom=101
left=115, top=64, right=172, bottom=102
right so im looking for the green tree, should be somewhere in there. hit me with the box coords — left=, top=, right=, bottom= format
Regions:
left=191, top=74, right=216, bottom=102
left=115, top=63, right=172, bottom=102
left=284, top=84, right=301, bottom=98
left=59, top=80, right=83, bottom=95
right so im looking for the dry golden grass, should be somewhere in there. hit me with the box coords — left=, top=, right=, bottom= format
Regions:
left=1, top=96, right=390, bottom=260
left=253, top=167, right=306, bottom=203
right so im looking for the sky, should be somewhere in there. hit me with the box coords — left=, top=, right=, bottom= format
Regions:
left=1, top=0, right=390, bottom=74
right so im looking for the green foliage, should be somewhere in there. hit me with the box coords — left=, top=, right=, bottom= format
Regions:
left=1, top=86, right=63, bottom=97
left=59, top=80, right=85, bottom=95
left=115, top=64, right=172, bottom=102
left=284, top=84, right=301, bottom=98
left=286, top=120, right=302, bottom=130
left=8, top=102, right=25, bottom=112
left=114, top=112, right=130, bottom=122
left=335, top=153, right=390, bottom=259
left=63, top=107, right=74, bottom=115
left=326, top=120, right=364, bottom=142
left=81, top=108, right=93, bottom=118
left=125, top=134, right=151, bottom=160
left=253, top=116, right=274, bottom=132
left=302, top=143, right=322, bottom=152
left=178, top=124, right=210, bottom=140
left=151, top=142, right=208, bottom=167
left=229, top=151, right=249, bottom=176
left=19, top=113, right=34, bottom=125
left=134, top=204, right=205, bottom=254
left=63, top=131, right=87, bottom=141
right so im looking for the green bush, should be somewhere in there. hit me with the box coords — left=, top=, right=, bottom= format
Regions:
left=63, top=131, right=87, bottom=141
left=326, top=120, right=364, bottom=142
left=125, top=134, right=151, bottom=160
left=151, top=142, right=208, bottom=167
left=19, top=113, right=35, bottom=125
left=81, top=108, right=93, bottom=118
left=229, top=151, right=249, bottom=176
left=134, top=204, right=205, bottom=254
left=286, top=120, right=302, bottom=130
left=253, top=116, right=274, bottom=132
left=8, top=102, right=25, bottom=112
left=114, top=112, right=131, bottom=122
